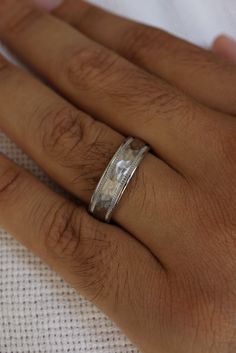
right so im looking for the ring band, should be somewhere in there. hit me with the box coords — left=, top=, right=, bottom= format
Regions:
left=89, top=137, right=150, bottom=223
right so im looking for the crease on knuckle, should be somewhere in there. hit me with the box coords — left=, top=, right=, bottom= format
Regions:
left=121, top=24, right=172, bottom=63
left=75, top=234, right=122, bottom=304
left=0, top=166, right=22, bottom=202
left=152, top=88, right=188, bottom=117
left=130, top=73, right=191, bottom=125
left=65, top=46, right=118, bottom=90
left=70, top=119, right=117, bottom=189
left=46, top=205, right=118, bottom=302
left=44, top=199, right=129, bottom=305
left=39, top=106, right=84, bottom=160
left=3, top=5, right=41, bottom=35
left=38, top=105, right=114, bottom=191
left=65, top=216, right=121, bottom=303
left=44, top=201, right=81, bottom=259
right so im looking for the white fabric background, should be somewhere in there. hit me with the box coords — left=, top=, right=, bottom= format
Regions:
left=0, top=1, right=236, bottom=352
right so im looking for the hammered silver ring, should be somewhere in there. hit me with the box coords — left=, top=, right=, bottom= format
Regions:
left=89, top=137, right=150, bottom=223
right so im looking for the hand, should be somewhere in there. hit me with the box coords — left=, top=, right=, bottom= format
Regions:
left=0, top=1, right=236, bottom=353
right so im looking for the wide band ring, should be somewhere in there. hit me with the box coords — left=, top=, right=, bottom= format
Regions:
left=89, top=137, right=150, bottom=223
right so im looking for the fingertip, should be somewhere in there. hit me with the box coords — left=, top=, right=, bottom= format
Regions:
left=212, top=34, right=236, bottom=62
left=212, top=35, right=226, bottom=51
left=212, top=35, right=233, bottom=51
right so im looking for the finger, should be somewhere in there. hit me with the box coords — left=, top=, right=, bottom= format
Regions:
left=0, top=152, right=166, bottom=353
left=213, top=35, right=236, bottom=63
left=0, top=54, right=186, bottom=264
left=34, top=0, right=62, bottom=11
left=50, top=0, right=236, bottom=115
left=0, top=0, right=215, bottom=174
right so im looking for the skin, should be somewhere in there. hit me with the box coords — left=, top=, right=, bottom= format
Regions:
left=213, top=35, right=236, bottom=63
left=0, top=1, right=236, bottom=352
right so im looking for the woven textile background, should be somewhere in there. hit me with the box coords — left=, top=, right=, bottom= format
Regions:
left=1, top=0, right=236, bottom=352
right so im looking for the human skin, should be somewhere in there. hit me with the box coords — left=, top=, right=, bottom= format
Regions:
left=0, top=1, right=236, bottom=352
left=213, top=35, right=236, bottom=63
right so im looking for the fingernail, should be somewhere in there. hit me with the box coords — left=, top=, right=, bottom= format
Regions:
left=32, top=0, right=63, bottom=11
left=213, top=35, right=236, bottom=62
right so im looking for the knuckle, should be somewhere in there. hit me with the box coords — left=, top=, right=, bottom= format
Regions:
left=121, top=24, right=150, bottom=62
left=0, top=166, right=22, bottom=202
left=40, top=106, right=84, bottom=160
left=121, top=24, right=171, bottom=63
left=39, top=105, right=114, bottom=190
left=1, top=3, right=41, bottom=35
left=138, top=76, right=191, bottom=125
left=44, top=201, right=119, bottom=302
left=152, top=87, right=190, bottom=118
left=65, top=46, right=118, bottom=90
left=69, top=117, right=116, bottom=190
left=44, top=201, right=81, bottom=259
left=74, top=227, right=120, bottom=303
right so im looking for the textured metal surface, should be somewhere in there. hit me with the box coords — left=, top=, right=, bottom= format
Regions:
left=89, top=137, right=149, bottom=222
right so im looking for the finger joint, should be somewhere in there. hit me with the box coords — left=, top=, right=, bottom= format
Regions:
left=65, top=46, right=119, bottom=90
left=0, top=166, right=23, bottom=203
left=121, top=24, right=170, bottom=64
left=44, top=201, right=82, bottom=259
left=38, top=105, right=116, bottom=191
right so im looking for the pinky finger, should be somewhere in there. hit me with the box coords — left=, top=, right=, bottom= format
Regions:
left=0, top=153, right=165, bottom=352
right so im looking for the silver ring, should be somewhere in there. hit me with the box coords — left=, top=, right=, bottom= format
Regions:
left=89, top=137, right=150, bottom=223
